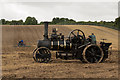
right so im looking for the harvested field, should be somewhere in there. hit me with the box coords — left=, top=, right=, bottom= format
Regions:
left=1, top=25, right=119, bottom=79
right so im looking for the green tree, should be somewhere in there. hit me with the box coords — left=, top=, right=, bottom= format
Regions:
left=5, top=21, right=11, bottom=25
left=11, top=20, right=23, bottom=25
left=52, top=17, right=60, bottom=24
left=114, top=17, right=120, bottom=29
left=51, top=17, right=76, bottom=25
left=1, top=19, right=6, bottom=24
left=11, top=20, right=17, bottom=25
left=32, top=17, right=38, bottom=25
left=25, top=16, right=38, bottom=25
left=18, top=20, right=23, bottom=25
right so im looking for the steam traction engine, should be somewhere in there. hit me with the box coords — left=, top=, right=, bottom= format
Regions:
left=33, top=22, right=112, bottom=63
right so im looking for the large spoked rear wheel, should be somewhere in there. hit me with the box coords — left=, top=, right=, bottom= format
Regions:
left=33, top=47, right=51, bottom=63
left=82, top=44, right=104, bottom=63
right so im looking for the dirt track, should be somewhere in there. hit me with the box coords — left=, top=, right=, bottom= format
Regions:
left=2, top=25, right=118, bottom=78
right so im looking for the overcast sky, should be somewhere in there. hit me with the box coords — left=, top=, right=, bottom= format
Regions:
left=0, top=0, right=119, bottom=22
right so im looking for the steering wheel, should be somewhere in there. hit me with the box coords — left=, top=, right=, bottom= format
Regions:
left=68, top=29, right=86, bottom=45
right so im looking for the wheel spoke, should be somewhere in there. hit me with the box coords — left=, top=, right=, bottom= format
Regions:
left=91, top=48, right=95, bottom=53
left=43, top=58, right=47, bottom=62
left=71, top=32, right=77, bottom=37
left=41, top=49, right=44, bottom=54
left=36, top=50, right=39, bottom=54
left=87, top=50, right=92, bottom=54
left=93, top=57, right=98, bottom=62
left=90, top=58, right=93, bottom=63
left=87, top=50, right=94, bottom=56
left=95, top=55, right=101, bottom=57
left=44, top=49, right=47, bottom=54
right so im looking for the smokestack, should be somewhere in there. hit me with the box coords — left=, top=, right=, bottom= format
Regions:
left=44, top=22, right=49, bottom=40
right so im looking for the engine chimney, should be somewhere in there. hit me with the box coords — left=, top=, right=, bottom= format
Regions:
left=43, top=22, right=49, bottom=40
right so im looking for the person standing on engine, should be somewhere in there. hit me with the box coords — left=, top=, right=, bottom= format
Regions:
left=89, top=33, right=96, bottom=44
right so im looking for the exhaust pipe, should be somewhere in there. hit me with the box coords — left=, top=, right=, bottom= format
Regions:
left=44, top=22, right=49, bottom=40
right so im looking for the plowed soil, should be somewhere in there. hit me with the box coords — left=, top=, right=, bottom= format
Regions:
left=1, top=25, right=119, bottom=79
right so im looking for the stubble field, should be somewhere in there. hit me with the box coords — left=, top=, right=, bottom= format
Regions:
left=1, top=25, right=119, bottom=79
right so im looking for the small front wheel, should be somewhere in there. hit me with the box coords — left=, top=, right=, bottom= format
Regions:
left=33, top=47, right=51, bottom=63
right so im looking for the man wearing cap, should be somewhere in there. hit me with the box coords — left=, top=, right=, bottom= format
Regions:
left=89, top=33, right=96, bottom=44
left=18, top=40, right=24, bottom=46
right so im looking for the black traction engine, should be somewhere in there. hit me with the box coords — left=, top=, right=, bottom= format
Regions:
left=33, top=22, right=112, bottom=63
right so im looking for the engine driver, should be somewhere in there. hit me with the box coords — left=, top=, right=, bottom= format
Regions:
left=88, top=33, right=96, bottom=44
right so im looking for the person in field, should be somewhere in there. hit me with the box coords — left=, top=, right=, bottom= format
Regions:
left=88, top=33, right=96, bottom=44
left=18, top=40, right=24, bottom=46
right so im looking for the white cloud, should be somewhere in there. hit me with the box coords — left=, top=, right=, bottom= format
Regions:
left=0, top=0, right=119, bottom=2
left=0, top=2, right=118, bottom=22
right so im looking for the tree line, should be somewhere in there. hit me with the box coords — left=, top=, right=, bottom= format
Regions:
left=0, top=16, right=120, bottom=30
left=0, top=16, right=38, bottom=25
